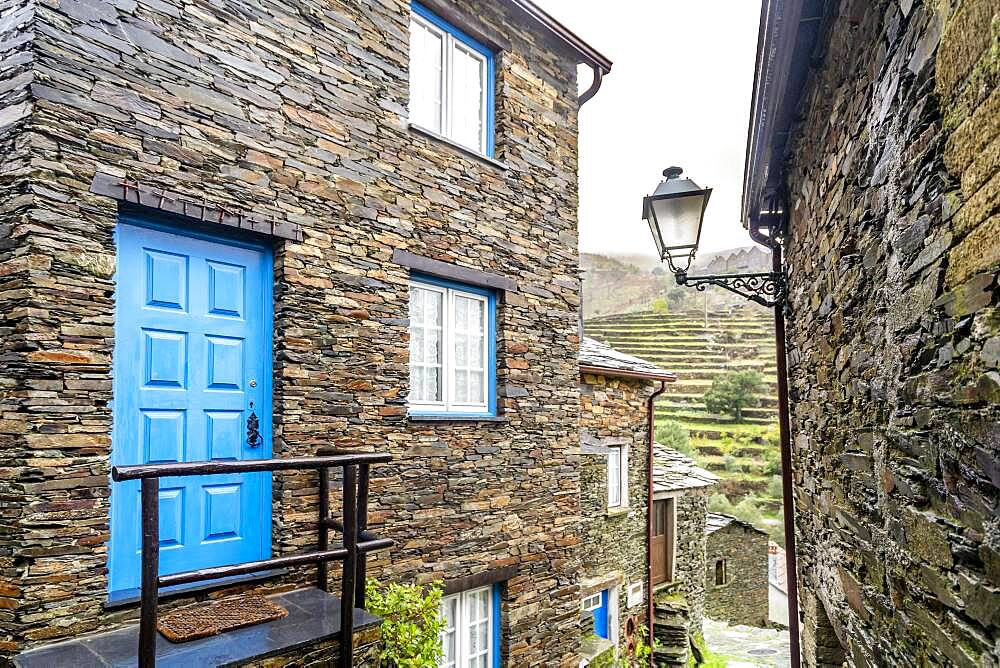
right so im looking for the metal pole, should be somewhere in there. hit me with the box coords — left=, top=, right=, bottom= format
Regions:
left=139, top=478, right=160, bottom=668
left=772, top=244, right=801, bottom=668
left=355, top=464, right=370, bottom=609
left=318, top=467, right=330, bottom=591
left=646, top=380, right=667, bottom=668
left=340, top=465, right=358, bottom=668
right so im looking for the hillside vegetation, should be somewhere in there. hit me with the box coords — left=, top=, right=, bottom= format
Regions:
left=585, top=306, right=784, bottom=540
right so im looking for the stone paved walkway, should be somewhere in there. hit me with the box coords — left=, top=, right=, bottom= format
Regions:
left=703, top=618, right=791, bottom=667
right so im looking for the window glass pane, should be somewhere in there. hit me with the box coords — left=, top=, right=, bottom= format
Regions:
left=608, top=449, right=622, bottom=506
left=454, top=295, right=469, bottom=330
left=410, top=288, right=424, bottom=323
left=470, top=336, right=484, bottom=368
left=425, top=289, right=443, bottom=326
left=411, top=328, right=424, bottom=364
left=469, top=371, right=483, bottom=404
left=409, top=19, right=443, bottom=133
left=469, top=299, right=483, bottom=332
left=425, top=367, right=440, bottom=402
left=450, top=43, right=485, bottom=151
left=426, top=327, right=441, bottom=365
left=454, top=333, right=468, bottom=367
left=454, top=369, right=468, bottom=403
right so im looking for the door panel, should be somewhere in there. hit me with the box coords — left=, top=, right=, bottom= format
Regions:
left=109, top=220, right=273, bottom=596
left=652, top=501, right=668, bottom=585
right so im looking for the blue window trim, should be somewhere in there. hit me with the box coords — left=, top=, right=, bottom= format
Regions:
left=492, top=583, right=502, bottom=668
left=410, top=1, right=496, bottom=157
left=408, top=272, right=498, bottom=418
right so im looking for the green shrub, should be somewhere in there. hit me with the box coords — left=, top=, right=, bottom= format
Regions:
left=703, top=370, right=765, bottom=422
left=707, top=493, right=734, bottom=515
left=656, top=420, right=693, bottom=456
left=763, top=447, right=781, bottom=475
left=767, top=475, right=784, bottom=498
left=731, top=497, right=763, bottom=525
left=365, top=578, right=445, bottom=667
left=650, top=297, right=670, bottom=314
left=723, top=455, right=740, bottom=473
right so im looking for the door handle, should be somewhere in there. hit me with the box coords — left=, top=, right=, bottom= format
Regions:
left=247, top=401, right=262, bottom=447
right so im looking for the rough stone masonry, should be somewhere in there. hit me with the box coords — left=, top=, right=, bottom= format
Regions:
left=0, top=0, right=592, bottom=663
left=782, top=0, right=1000, bottom=665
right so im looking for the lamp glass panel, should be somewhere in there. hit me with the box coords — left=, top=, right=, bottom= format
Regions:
left=651, top=193, right=705, bottom=249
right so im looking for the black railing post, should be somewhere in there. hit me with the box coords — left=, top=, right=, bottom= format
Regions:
left=318, top=467, right=330, bottom=591
left=355, top=463, right=370, bottom=609
left=339, top=465, right=358, bottom=668
left=139, top=477, right=160, bottom=668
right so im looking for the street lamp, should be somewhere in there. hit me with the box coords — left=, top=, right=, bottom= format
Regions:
left=643, top=166, right=801, bottom=667
left=642, top=167, right=787, bottom=309
left=642, top=166, right=712, bottom=274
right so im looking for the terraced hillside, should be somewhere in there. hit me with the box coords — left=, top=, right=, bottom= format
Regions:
left=585, top=307, right=784, bottom=538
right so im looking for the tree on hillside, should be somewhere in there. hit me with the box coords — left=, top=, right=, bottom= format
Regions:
left=650, top=297, right=669, bottom=314
left=703, top=370, right=765, bottom=422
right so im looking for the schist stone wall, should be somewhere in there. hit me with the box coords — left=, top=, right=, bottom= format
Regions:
left=579, top=371, right=653, bottom=647
left=672, top=494, right=709, bottom=634
left=783, top=0, right=999, bottom=665
left=703, top=520, right=769, bottom=628
left=0, top=0, right=587, bottom=663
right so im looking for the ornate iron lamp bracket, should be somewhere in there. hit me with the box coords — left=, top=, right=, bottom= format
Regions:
left=674, top=269, right=787, bottom=309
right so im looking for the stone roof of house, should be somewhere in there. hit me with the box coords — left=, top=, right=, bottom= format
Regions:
left=579, top=337, right=675, bottom=381
left=652, top=443, right=719, bottom=493
left=705, top=512, right=767, bottom=536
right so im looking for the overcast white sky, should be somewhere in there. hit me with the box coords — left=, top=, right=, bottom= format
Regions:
left=532, top=0, right=763, bottom=257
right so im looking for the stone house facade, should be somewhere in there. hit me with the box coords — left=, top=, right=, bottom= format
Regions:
left=577, top=336, right=674, bottom=664
left=745, top=0, right=1000, bottom=665
left=0, top=0, right=614, bottom=664
left=703, top=513, right=769, bottom=628
left=649, top=443, right=717, bottom=666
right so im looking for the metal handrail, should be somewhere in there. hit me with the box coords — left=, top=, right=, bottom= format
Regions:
left=111, top=453, right=393, bottom=668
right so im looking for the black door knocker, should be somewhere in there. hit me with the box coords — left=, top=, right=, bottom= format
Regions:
left=247, top=401, right=262, bottom=447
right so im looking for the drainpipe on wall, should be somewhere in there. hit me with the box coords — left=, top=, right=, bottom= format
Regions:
left=578, top=63, right=604, bottom=105
left=646, top=379, right=667, bottom=666
left=748, top=213, right=801, bottom=668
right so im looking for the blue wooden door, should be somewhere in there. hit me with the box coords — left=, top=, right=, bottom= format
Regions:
left=109, top=217, right=273, bottom=597
left=593, top=590, right=610, bottom=639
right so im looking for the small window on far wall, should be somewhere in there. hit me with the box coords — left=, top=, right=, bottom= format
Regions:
left=408, top=277, right=496, bottom=417
left=715, top=559, right=727, bottom=586
left=409, top=2, right=495, bottom=156
left=607, top=446, right=628, bottom=508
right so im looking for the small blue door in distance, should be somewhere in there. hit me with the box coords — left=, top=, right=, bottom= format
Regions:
left=109, top=218, right=273, bottom=596
left=593, top=589, right=610, bottom=639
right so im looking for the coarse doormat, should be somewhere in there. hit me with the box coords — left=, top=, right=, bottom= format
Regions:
left=157, top=593, right=288, bottom=643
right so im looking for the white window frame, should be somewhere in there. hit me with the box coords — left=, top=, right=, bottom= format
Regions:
left=581, top=592, right=601, bottom=612
left=409, top=11, right=490, bottom=155
left=439, top=586, right=494, bottom=668
left=409, top=280, right=491, bottom=415
left=607, top=446, right=629, bottom=509
left=626, top=582, right=643, bottom=609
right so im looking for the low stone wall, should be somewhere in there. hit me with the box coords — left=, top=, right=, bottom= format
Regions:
left=243, top=624, right=381, bottom=668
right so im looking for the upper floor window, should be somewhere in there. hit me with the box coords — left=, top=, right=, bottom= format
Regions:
left=607, top=446, right=628, bottom=508
left=408, top=276, right=497, bottom=417
left=409, top=2, right=495, bottom=156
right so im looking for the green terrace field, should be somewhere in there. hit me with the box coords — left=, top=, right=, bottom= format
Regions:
left=585, top=307, right=784, bottom=541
